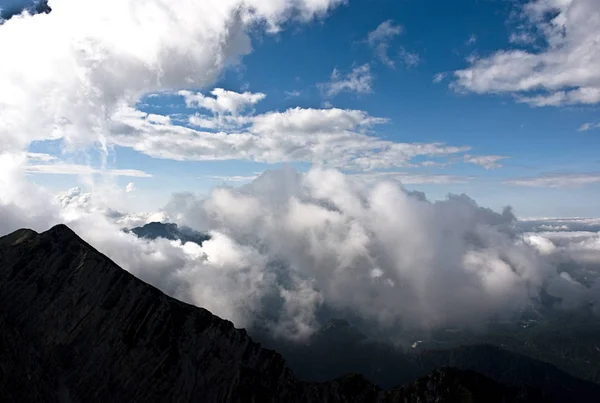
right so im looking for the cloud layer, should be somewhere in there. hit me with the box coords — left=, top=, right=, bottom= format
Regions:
left=3, top=157, right=599, bottom=340
left=64, top=168, right=600, bottom=339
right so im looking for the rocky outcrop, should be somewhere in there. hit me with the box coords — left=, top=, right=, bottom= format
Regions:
left=0, top=225, right=562, bottom=402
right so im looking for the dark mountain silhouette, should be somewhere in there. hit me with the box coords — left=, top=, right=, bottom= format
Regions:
left=127, top=222, right=210, bottom=245
left=0, top=225, right=594, bottom=402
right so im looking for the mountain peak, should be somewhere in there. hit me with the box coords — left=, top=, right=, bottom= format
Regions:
left=47, top=223, right=76, bottom=237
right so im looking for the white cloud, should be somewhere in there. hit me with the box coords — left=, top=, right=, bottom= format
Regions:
left=368, top=20, right=403, bottom=44
left=27, top=152, right=59, bottom=163
left=462, top=154, right=508, bottom=169
left=24, top=152, right=152, bottom=178
left=466, top=34, right=477, bottom=46
left=366, top=20, right=403, bottom=68
left=202, top=174, right=261, bottom=183
left=432, top=72, right=447, bottom=84
left=179, top=88, right=266, bottom=115
left=523, top=221, right=600, bottom=306
left=509, top=32, right=536, bottom=45
left=138, top=166, right=564, bottom=335
left=517, top=88, right=600, bottom=107
left=25, top=163, right=151, bottom=177
left=398, top=47, right=420, bottom=68
left=349, top=171, right=470, bottom=185
left=285, top=90, right=301, bottom=98
left=453, top=0, right=600, bottom=107
left=125, top=182, right=136, bottom=192
left=0, top=0, right=344, bottom=154
left=320, top=64, right=374, bottom=97
left=519, top=217, right=600, bottom=232
left=579, top=122, right=600, bottom=132
left=110, top=104, right=471, bottom=170
left=504, top=173, right=600, bottom=188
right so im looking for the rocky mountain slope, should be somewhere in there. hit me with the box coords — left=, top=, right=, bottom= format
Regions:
left=0, top=225, right=589, bottom=402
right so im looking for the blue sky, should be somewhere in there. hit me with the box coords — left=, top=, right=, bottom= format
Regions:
left=6, top=0, right=600, bottom=217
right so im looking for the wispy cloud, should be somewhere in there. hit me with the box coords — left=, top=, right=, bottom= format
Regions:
left=26, top=164, right=152, bottom=178
left=578, top=122, right=600, bottom=132
left=25, top=153, right=152, bottom=178
left=463, top=154, right=508, bottom=169
left=432, top=72, right=447, bottom=84
left=27, top=152, right=60, bottom=163
left=201, top=174, right=261, bottom=183
left=504, top=173, right=600, bottom=188
left=350, top=171, right=470, bottom=185
left=398, top=47, right=420, bottom=68
left=320, top=64, right=373, bottom=97
left=365, top=20, right=403, bottom=68
left=509, top=32, right=535, bottom=45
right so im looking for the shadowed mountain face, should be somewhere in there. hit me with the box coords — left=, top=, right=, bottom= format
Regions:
left=0, top=225, right=593, bottom=402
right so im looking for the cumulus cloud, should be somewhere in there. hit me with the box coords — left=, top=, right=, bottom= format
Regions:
left=320, top=64, right=374, bottom=97
left=504, top=173, right=600, bottom=188
left=522, top=218, right=600, bottom=308
left=179, top=88, right=266, bottom=115
left=453, top=0, right=600, bottom=107
left=0, top=0, right=343, bottom=154
left=110, top=103, right=471, bottom=170
left=0, top=1, right=496, bottom=177
left=366, top=20, right=403, bottom=68
left=111, top=166, right=595, bottom=337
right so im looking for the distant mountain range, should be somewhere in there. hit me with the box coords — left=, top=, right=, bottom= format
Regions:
left=126, top=222, right=210, bottom=245
left=1, top=225, right=598, bottom=402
